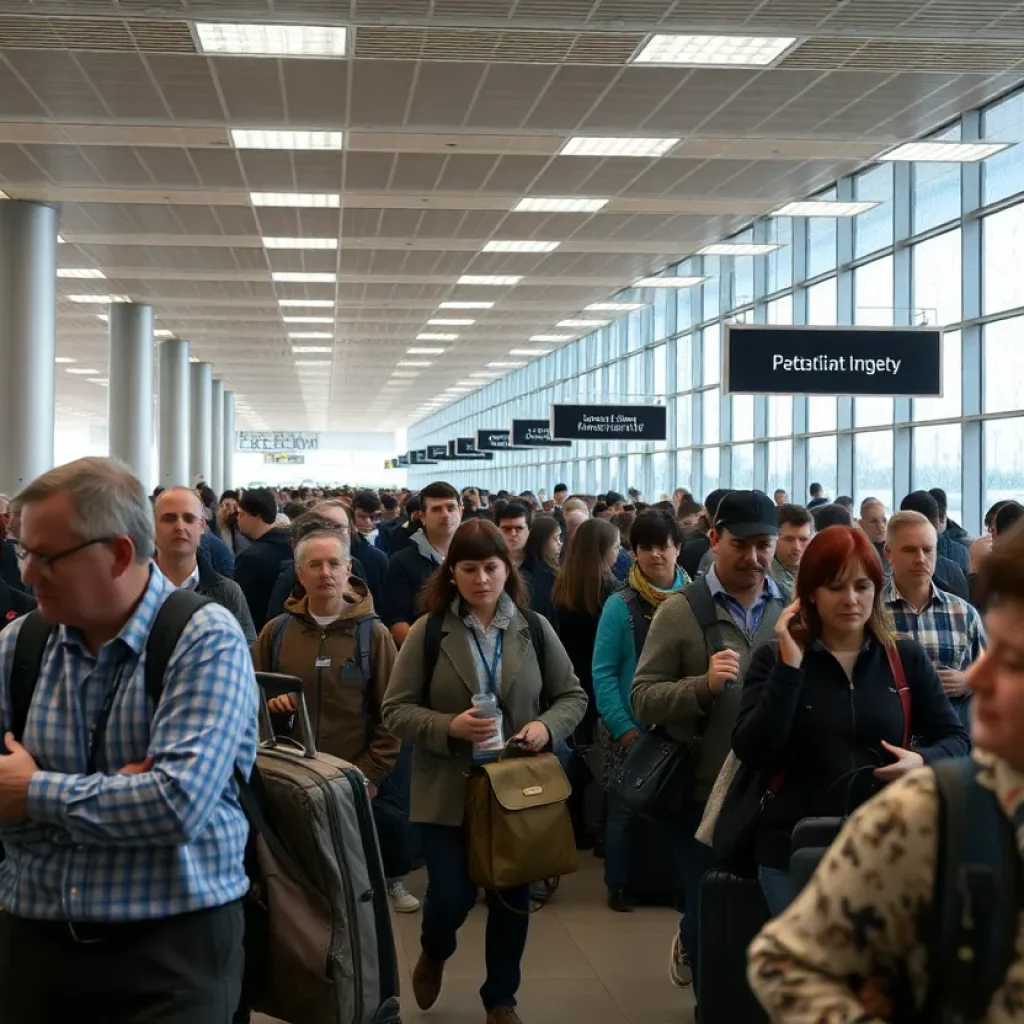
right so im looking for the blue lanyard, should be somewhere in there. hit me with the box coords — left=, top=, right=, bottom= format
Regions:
left=470, top=629, right=502, bottom=695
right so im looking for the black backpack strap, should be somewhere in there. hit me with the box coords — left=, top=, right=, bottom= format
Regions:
left=267, top=613, right=291, bottom=674
left=144, top=590, right=212, bottom=707
left=926, top=758, right=1023, bottom=1021
left=682, top=578, right=726, bottom=654
left=422, top=612, right=446, bottom=709
left=619, top=588, right=652, bottom=662
left=521, top=608, right=547, bottom=668
left=353, top=614, right=378, bottom=723
left=9, top=611, right=53, bottom=741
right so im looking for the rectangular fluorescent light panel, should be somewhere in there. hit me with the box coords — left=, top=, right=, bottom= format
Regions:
left=560, top=136, right=679, bottom=158
left=283, top=316, right=333, bottom=323
left=482, top=240, right=560, bottom=253
left=470, top=372, right=500, bottom=378
left=54, top=357, right=76, bottom=364
left=417, top=333, right=459, bottom=341
left=633, top=33, right=797, bottom=67
left=279, top=298, right=334, bottom=307
left=633, top=276, right=707, bottom=287
left=67, top=294, right=130, bottom=303
left=88, top=378, right=108, bottom=386
left=292, top=346, right=332, bottom=353
left=66, top=367, right=99, bottom=375
left=154, top=329, right=175, bottom=338
left=232, top=130, right=343, bottom=151
left=489, top=361, right=527, bottom=368
left=262, top=236, right=338, bottom=249
left=57, top=268, right=105, bottom=279
left=513, top=197, right=609, bottom=213
left=196, top=22, right=348, bottom=57
left=457, top=275, right=522, bottom=286
left=398, top=361, right=432, bottom=367
left=250, top=192, right=340, bottom=208
left=289, top=332, right=333, bottom=339
left=771, top=200, right=879, bottom=217
left=408, top=347, right=446, bottom=355
left=428, top=318, right=475, bottom=326
left=530, top=334, right=573, bottom=342
left=585, top=302, right=647, bottom=312
left=511, top=348, right=552, bottom=356
left=558, top=318, right=609, bottom=328
left=697, top=243, right=783, bottom=256
left=295, top=360, right=331, bottom=366
left=439, top=301, right=494, bottom=309
left=272, top=272, right=336, bottom=283
left=878, top=141, right=1012, bottom=163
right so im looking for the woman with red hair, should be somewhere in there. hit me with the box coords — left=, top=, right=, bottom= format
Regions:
left=732, top=525, right=969, bottom=914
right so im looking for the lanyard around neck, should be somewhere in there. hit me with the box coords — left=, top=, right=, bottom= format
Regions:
left=469, top=627, right=502, bottom=694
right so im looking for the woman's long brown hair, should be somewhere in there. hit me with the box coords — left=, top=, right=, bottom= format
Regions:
left=552, top=516, right=620, bottom=618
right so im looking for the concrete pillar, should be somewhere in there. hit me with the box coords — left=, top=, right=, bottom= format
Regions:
left=223, top=390, right=236, bottom=489
left=189, top=361, right=213, bottom=487
left=210, top=378, right=225, bottom=495
left=108, top=303, right=154, bottom=488
left=158, top=339, right=190, bottom=488
left=0, top=201, right=58, bottom=493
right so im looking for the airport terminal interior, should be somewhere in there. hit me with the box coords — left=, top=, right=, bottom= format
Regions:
left=3, top=3, right=1024, bottom=1024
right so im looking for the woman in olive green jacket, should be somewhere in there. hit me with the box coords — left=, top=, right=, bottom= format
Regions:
left=382, top=519, right=587, bottom=1024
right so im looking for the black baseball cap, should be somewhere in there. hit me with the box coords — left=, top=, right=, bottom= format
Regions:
left=714, top=490, right=779, bottom=539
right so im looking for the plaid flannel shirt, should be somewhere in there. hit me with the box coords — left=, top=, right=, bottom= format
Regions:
left=0, top=566, right=258, bottom=922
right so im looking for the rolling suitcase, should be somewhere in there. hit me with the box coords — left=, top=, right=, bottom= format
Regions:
left=247, top=673, right=402, bottom=1024
left=698, top=870, right=770, bottom=1024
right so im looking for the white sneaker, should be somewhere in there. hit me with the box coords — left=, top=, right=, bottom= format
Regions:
left=669, top=931, right=693, bottom=988
left=388, top=881, right=421, bottom=914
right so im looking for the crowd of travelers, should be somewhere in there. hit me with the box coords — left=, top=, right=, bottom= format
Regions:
left=0, top=463, right=1021, bottom=1024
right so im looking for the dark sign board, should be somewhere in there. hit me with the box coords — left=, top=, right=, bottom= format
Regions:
left=408, top=450, right=436, bottom=466
left=551, top=404, right=667, bottom=442
left=511, top=418, right=572, bottom=448
left=455, top=436, right=494, bottom=461
left=394, top=454, right=409, bottom=467
left=723, top=324, right=943, bottom=397
left=427, top=444, right=449, bottom=461
left=476, top=428, right=525, bottom=452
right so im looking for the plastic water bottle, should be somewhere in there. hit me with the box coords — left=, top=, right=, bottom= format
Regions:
left=471, top=692, right=504, bottom=763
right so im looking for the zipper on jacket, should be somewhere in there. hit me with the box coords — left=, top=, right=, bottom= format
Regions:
left=315, top=631, right=327, bottom=748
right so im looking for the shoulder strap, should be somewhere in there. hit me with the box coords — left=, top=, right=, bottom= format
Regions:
left=353, top=614, right=378, bottom=723
left=268, top=613, right=291, bottom=674
left=682, top=579, right=726, bottom=654
left=9, top=611, right=53, bottom=741
left=926, top=758, right=1023, bottom=1021
left=422, top=612, right=446, bottom=709
left=521, top=608, right=547, bottom=668
left=885, top=642, right=912, bottom=749
left=144, top=590, right=211, bottom=707
left=620, top=588, right=651, bottom=662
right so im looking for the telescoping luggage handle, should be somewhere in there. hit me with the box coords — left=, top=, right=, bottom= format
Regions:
left=255, top=671, right=318, bottom=760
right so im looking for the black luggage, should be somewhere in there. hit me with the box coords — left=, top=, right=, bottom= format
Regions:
left=626, top=816, right=681, bottom=908
left=789, top=816, right=844, bottom=893
left=698, top=870, right=770, bottom=1024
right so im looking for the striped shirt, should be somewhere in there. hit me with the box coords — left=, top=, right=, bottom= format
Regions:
left=0, top=566, right=258, bottom=922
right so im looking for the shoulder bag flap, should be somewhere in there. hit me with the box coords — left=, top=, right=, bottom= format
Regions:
left=477, top=753, right=571, bottom=812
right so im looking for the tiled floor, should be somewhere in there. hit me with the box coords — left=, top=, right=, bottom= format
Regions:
left=257, top=853, right=695, bottom=1024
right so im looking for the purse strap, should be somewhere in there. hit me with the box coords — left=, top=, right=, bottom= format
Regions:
left=885, top=642, right=912, bottom=749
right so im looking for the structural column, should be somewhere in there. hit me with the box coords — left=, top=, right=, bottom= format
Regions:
left=0, top=201, right=58, bottom=493
left=108, top=303, right=154, bottom=488
left=210, top=378, right=225, bottom=495
left=158, top=339, right=190, bottom=488
left=222, top=390, right=236, bottom=490
left=189, top=361, right=213, bottom=486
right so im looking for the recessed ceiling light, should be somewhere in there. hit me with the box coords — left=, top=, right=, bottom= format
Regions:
left=392, top=371, right=421, bottom=378
left=154, top=329, right=175, bottom=338
left=633, top=33, right=797, bottom=67
left=488, top=361, right=527, bottom=368
left=510, top=348, right=552, bottom=356
left=408, top=347, right=446, bottom=355
left=771, top=200, right=879, bottom=217
left=417, top=333, right=459, bottom=341
left=585, top=302, right=647, bottom=312
left=279, top=298, right=334, bottom=308
left=283, top=316, right=333, bottom=324
left=482, top=240, right=560, bottom=253
left=87, top=377, right=108, bottom=386
left=457, top=275, right=522, bottom=286
left=289, top=331, right=333, bottom=339
left=58, top=268, right=106, bottom=279
left=292, top=346, right=332, bottom=353
left=439, top=300, right=494, bottom=309
left=878, top=140, right=1011, bottom=163
left=232, top=130, right=344, bottom=151
left=96, top=314, right=108, bottom=321
left=67, top=294, right=130, bottom=303
left=513, top=197, right=609, bottom=213
left=66, top=367, right=99, bottom=375
left=54, top=357, right=76, bottom=364
left=251, top=192, right=340, bottom=208
left=196, top=22, right=348, bottom=57
left=262, top=236, right=338, bottom=249
left=558, top=318, right=609, bottom=328
left=0, top=190, right=7, bottom=200
left=272, top=272, right=337, bottom=283
left=530, top=334, right=573, bottom=342
left=295, top=360, right=331, bottom=366
left=398, top=360, right=432, bottom=367
left=633, top=276, right=707, bottom=287
left=560, top=136, right=679, bottom=158
left=428, top=318, right=475, bottom=326
left=446, top=386, right=472, bottom=392
left=189, top=356, right=201, bottom=363
left=698, top=243, right=783, bottom=256
left=470, top=372, right=500, bottom=378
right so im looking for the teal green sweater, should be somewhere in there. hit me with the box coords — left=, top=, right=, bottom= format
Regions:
left=592, top=571, right=687, bottom=739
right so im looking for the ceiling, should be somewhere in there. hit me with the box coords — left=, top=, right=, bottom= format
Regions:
left=3, top=1, right=1024, bottom=431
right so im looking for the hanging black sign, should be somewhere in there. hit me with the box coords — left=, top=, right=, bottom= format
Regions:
left=454, top=436, right=494, bottom=461
left=408, top=450, right=437, bottom=466
left=427, top=444, right=449, bottom=461
left=551, top=404, right=667, bottom=441
left=723, top=324, right=943, bottom=397
left=394, top=454, right=409, bottom=467
left=511, top=418, right=572, bottom=448
left=476, top=428, right=525, bottom=452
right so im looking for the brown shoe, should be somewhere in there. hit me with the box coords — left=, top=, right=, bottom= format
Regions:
left=485, top=1008, right=522, bottom=1024
left=412, top=951, right=444, bottom=1010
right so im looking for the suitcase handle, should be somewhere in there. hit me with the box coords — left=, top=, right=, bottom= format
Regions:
left=255, top=671, right=318, bottom=759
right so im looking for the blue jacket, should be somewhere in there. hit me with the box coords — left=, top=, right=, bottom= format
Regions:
left=611, top=546, right=632, bottom=583
left=199, top=528, right=235, bottom=579
left=350, top=533, right=389, bottom=612
left=592, top=571, right=686, bottom=740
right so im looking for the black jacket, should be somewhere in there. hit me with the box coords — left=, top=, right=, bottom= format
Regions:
left=195, top=551, right=257, bottom=644
left=0, top=578, right=35, bottom=626
left=1, top=539, right=25, bottom=594
left=234, top=527, right=294, bottom=631
left=350, top=533, right=389, bottom=611
left=944, top=519, right=971, bottom=548
left=937, top=529, right=970, bottom=575
left=732, top=637, right=970, bottom=870
left=519, top=556, right=557, bottom=624
left=679, top=536, right=711, bottom=579
left=380, top=543, right=438, bottom=628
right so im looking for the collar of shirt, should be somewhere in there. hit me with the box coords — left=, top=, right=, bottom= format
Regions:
left=705, top=563, right=780, bottom=633
left=179, top=563, right=201, bottom=592
left=883, top=577, right=944, bottom=610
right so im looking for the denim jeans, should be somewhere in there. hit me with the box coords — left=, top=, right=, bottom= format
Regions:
left=951, top=695, right=972, bottom=732
left=419, top=823, right=530, bottom=1010
left=758, top=865, right=798, bottom=917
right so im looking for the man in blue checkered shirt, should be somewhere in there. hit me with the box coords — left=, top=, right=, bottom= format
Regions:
left=884, top=510, right=987, bottom=731
left=0, top=458, right=258, bottom=1024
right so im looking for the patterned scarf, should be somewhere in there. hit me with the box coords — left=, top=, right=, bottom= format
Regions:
left=627, top=562, right=687, bottom=608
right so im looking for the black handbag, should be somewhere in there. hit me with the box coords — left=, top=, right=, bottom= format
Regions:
left=711, top=758, right=787, bottom=871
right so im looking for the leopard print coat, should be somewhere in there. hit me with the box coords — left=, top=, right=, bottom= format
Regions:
left=748, top=751, right=1024, bottom=1022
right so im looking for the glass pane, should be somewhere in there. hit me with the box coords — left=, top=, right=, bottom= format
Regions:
left=675, top=335, right=693, bottom=392
left=703, top=258, right=721, bottom=321
left=627, top=453, right=643, bottom=493
left=731, top=256, right=755, bottom=310
left=913, top=123, right=962, bottom=233
left=807, top=214, right=838, bottom=277
left=854, top=256, right=894, bottom=427
left=676, top=449, right=693, bottom=494
left=809, top=396, right=837, bottom=432
left=767, top=218, right=793, bottom=294
left=914, top=330, right=961, bottom=420
left=732, top=394, right=755, bottom=441
left=652, top=449, right=668, bottom=498
left=807, top=435, right=837, bottom=498
left=676, top=283, right=693, bottom=331
left=984, top=418, right=1024, bottom=514
left=768, top=395, right=793, bottom=436
left=702, top=324, right=721, bottom=385
left=984, top=317, right=1024, bottom=413
left=675, top=393, right=692, bottom=447
left=654, top=291, right=669, bottom=341
left=702, top=447, right=721, bottom=498
left=913, top=229, right=962, bottom=328
left=983, top=90, right=1024, bottom=205
left=982, top=204, right=1024, bottom=316
left=767, top=294, right=793, bottom=325
left=854, top=430, right=894, bottom=513
left=913, top=424, right=963, bottom=525
left=807, top=276, right=837, bottom=325
left=732, top=444, right=755, bottom=488
left=768, top=440, right=793, bottom=496
left=855, top=163, right=894, bottom=257
left=627, top=309, right=646, bottom=352
left=653, top=344, right=667, bottom=397
left=703, top=388, right=720, bottom=443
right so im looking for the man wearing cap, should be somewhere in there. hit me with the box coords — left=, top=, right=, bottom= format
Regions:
left=631, top=490, right=786, bottom=999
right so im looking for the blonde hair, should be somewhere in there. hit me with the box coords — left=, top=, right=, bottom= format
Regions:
left=885, top=510, right=934, bottom=545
